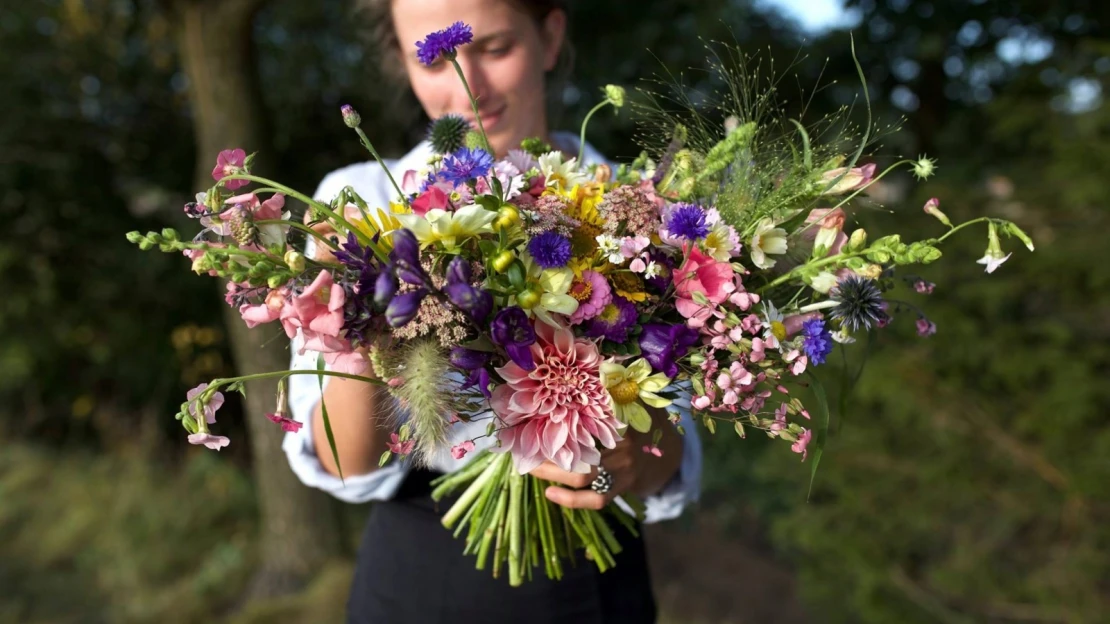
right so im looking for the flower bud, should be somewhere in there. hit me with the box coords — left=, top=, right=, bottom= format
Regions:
left=340, top=104, right=361, bottom=128
left=1005, top=222, right=1035, bottom=252
left=491, top=250, right=515, bottom=273
left=385, top=289, right=426, bottom=327
left=283, top=250, right=306, bottom=273
left=267, top=274, right=287, bottom=289
left=922, top=197, right=952, bottom=228
left=227, top=205, right=259, bottom=247
left=847, top=228, right=868, bottom=252
left=604, top=84, right=626, bottom=107
left=494, top=205, right=520, bottom=230
left=912, top=156, right=937, bottom=180
left=516, top=286, right=541, bottom=309
left=858, top=264, right=884, bottom=279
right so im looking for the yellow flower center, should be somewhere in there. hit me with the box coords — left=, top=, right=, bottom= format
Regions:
left=611, top=271, right=643, bottom=296
left=610, top=379, right=640, bottom=405
left=570, top=223, right=601, bottom=256
left=771, top=320, right=787, bottom=341
left=598, top=302, right=621, bottom=322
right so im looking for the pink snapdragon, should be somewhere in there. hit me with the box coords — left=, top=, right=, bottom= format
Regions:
left=791, top=428, right=813, bottom=460
left=212, top=148, right=248, bottom=190
left=239, top=288, right=287, bottom=328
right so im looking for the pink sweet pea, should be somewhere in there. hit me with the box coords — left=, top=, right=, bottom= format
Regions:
left=188, top=432, right=231, bottom=450
left=186, top=383, right=224, bottom=425
left=673, top=246, right=736, bottom=319
left=792, top=429, right=813, bottom=460
left=451, top=440, right=476, bottom=460
left=265, top=412, right=303, bottom=433
left=211, top=149, right=248, bottom=190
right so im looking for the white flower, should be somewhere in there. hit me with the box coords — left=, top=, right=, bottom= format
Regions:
left=809, top=271, right=839, bottom=294
left=596, top=234, right=624, bottom=264
left=750, top=218, right=789, bottom=269
left=976, top=221, right=1011, bottom=274
left=643, top=261, right=661, bottom=280
left=394, top=204, right=496, bottom=250
left=539, top=151, right=589, bottom=190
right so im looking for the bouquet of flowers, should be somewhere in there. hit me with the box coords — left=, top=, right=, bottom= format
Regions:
left=128, top=23, right=1034, bottom=586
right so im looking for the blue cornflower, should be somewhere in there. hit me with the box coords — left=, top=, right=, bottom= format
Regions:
left=801, top=318, right=834, bottom=365
left=439, top=147, right=494, bottom=186
left=415, top=21, right=474, bottom=66
left=666, top=203, right=711, bottom=240
left=527, top=231, right=572, bottom=268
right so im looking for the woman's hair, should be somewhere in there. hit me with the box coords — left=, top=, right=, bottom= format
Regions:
left=355, top=0, right=574, bottom=120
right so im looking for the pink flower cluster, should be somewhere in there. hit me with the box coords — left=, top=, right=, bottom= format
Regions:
left=275, top=272, right=366, bottom=374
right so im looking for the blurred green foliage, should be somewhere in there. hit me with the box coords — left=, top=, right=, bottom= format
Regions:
left=1, top=0, right=1107, bottom=622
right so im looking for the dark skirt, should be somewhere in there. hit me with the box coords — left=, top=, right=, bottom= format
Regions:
left=347, top=468, right=658, bottom=624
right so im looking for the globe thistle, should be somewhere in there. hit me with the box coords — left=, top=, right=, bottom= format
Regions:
left=828, top=275, right=887, bottom=332
left=426, top=114, right=470, bottom=155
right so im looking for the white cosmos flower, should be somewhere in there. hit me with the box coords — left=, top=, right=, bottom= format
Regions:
left=750, top=218, right=788, bottom=269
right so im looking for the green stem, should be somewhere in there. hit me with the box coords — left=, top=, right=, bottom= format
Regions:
left=507, top=471, right=524, bottom=586
left=577, top=99, right=612, bottom=164
left=442, top=452, right=505, bottom=528
left=352, top=126, right=408, bottom=207
left=449, top=58, right=493, bottom=154
left=931, top=217, right=991, bottom=243
left=759, top=250, right=867, bottom=293
left=177, top=241, right=283, bottom=265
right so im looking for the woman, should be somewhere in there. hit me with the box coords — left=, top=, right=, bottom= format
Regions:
left=283, top=1, right=702, bottom=622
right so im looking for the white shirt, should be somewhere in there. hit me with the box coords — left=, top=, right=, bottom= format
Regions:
left=282, top=131, right=702, bottom=523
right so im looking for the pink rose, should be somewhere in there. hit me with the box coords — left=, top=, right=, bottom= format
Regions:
left=673, top=246, right=735, bottom=319
left=411, top=187, right=450, bottom=217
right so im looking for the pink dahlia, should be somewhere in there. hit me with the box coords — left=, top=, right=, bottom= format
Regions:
left=567, top=270, right=612, bottom=325
left=491, top=320, right=622, bottom=474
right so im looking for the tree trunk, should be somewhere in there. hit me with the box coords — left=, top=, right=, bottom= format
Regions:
left=171, top=0, right=345, bottom=599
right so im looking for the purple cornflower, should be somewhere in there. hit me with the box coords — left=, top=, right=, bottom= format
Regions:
left=639, top=323, right=699, bottom=377
left=585, top=296, right=638, bottom=343
left=527, top=232, right=572, bottom=268
left=439, top=147, right=494, bottom=187
left=666, top=203, right=711, bottom=240
left=491, top=307, right=537, bottom=370
left=800, top=318, right=834, bottom=365
left=415, top=21, right=474, bottom=66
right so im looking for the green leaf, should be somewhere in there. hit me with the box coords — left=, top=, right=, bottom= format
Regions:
left=379, top=450, right=392, bottom=467
left=702, top=414, right=717, bottom=435
left=789, top=119, right=813, bottom=171
left=506, top=261, right=525, bottom=290
left=806, top=371, right=831, bottom=502
left=733, top=420, right=746, bottom=438
left=317, top=354, right=343, bottom=481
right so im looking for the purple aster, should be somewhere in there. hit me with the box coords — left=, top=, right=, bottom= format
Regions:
left=585, top=296, right=638, bottom=343
left=491, top=307, right=537, bottom=370
left=666, top=203, right=711, bottom=240
left=801, top=318, right=834, bottom=365
left=527, top=232, right=572, bottom=269
left=639, top=323, right=699, bottom=378
left=415, top=21, right=473, bottom=66
left=439, top=147, right=494, bottom=187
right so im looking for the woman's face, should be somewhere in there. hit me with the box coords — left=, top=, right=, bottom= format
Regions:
left=391, top=0, right=565, bottom=157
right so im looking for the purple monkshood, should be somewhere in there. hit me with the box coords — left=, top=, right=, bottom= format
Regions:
left=439, top=147, right=494, bottom=187
left=446, top=256, right=472, bottom=285
left=491, top=307, right=537, bottom=371
left=801, top=318, right=834, bottom=365
left=639, top=323, right=699, bottom=378
left=386, top=288, right=426, bottom=328
left=389, top=228, right=428, bottom=286
left=666, top=203, right=711, bottom=240
left=527, top=231, right=572, bottom=268
left=450, top=347, right=492, bottom=398
left=585, top=296, right=638, bottom=343
left=373, top=271, right=399, bottom=309
left=415, top=21, right=473, bottom=66
left=445, top=282, right=493, bottom=323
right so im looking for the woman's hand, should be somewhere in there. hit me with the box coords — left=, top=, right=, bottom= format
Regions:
left=530, top=406, right=684, bottom=510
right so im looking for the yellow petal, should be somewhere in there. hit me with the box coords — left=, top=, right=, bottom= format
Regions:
left=638, top=373, right=672, bottom=393
left=539, top=267, right=573, bottom=295
left=623, top=402, right=652, bottom=433
left=540, top=293, right=579, bottom=316
left=625, top=358, right=652, bottom=382
left=639, top=391, right=672, bottom=408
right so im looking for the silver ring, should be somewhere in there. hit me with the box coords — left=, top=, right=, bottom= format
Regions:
left=590, top=466, right=613, bottom=495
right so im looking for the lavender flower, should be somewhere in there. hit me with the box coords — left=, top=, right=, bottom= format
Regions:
left=585, top=296, right=638, bottom=343
left=666, top=203, right=710, bottom=240
left=439, top=147, right=494, bottom=187
left=491, top=307, right=537, bottom=370
left=800, top=318, right=834, bottom=365
left=415, top=21, right=473, bottom=66
left=639, top=323, right=699, bottom=377
left=527, top=232, right=572, bottom=269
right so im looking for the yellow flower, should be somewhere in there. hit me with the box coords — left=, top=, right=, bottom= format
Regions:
left=608, top=270, right=648, bottom=302
left=514, top=252, right=579, bottom=325
left=394, top=205, right=496, bottom=251
left=600, top=358, right=672, bottom=432
left=350, top=202, right=408, bottom=251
